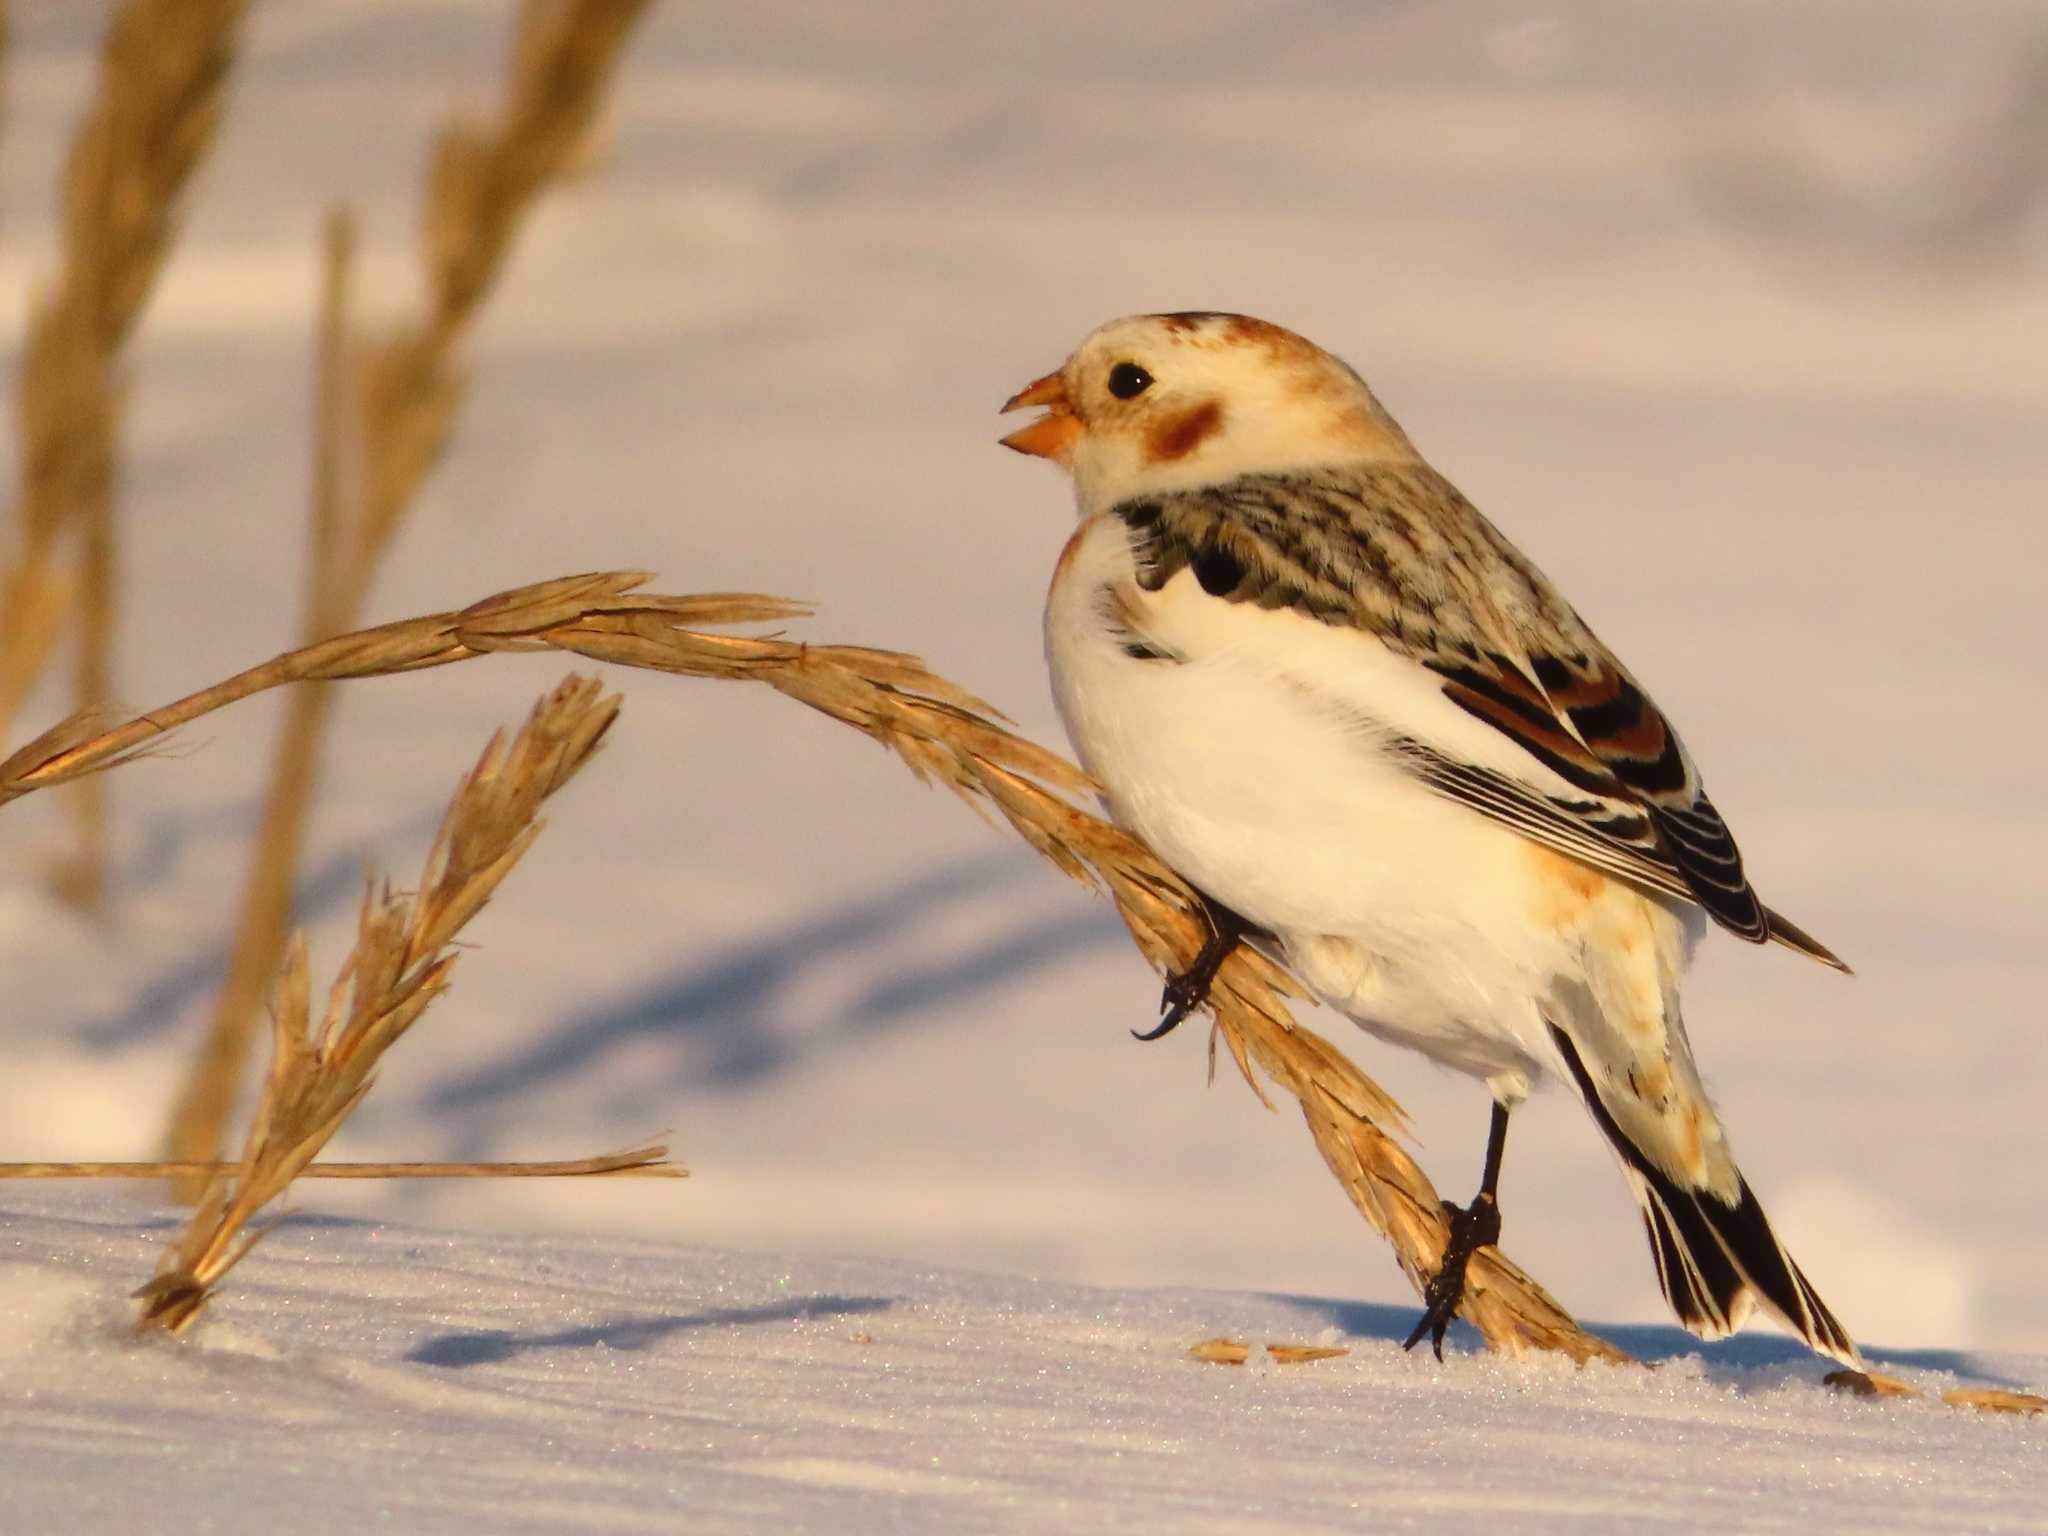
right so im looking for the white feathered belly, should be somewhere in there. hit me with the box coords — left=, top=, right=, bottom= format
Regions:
left=1044, top=521, right=1588, bottom=1090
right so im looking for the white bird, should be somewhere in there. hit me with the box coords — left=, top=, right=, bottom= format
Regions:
left=1001, top=310, right=1859, bottom=1363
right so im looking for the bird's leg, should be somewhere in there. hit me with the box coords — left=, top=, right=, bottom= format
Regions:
left=1133, top=895, right=1248, bottom=1042
left=1403, top=1100, right=1511, bottom=1360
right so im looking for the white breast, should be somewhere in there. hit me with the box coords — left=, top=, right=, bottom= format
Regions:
left=1043, top=514, right=1615, bottom=1090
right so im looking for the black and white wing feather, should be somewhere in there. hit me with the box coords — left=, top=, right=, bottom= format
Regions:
left=1109, top=467, right=1846, bottom=971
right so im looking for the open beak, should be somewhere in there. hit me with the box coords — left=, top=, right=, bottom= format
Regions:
left=999, top=370, right=1082, bottom=462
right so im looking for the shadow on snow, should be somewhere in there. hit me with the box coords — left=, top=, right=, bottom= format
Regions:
left=407, top=1294, right=896, bottom=1368
left=76, top=803, right=440, bottom=1050
left=1271, top=1292, right=2022, bottom=1388
left=430, top=850, right=1123, bottom=1117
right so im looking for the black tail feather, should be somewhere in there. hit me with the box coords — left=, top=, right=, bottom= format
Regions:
left=1762, top=903, right=1852, bottom=974
left=1549, top=1024, right=1860, bottom=1365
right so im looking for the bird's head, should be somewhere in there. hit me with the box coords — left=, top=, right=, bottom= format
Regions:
left=999, top=311, right=1416, bottom=514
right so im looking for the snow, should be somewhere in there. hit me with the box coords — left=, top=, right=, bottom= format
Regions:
left=1, top=0, right=2044, bottom=1528
left=3, top=1191, right=2042, bottom=1534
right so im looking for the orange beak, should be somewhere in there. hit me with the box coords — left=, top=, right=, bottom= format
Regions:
left=999, top=369, right=1082, bottom=462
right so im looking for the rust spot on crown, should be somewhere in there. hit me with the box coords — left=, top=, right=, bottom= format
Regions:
left=1151, top=312, right=1320, bottom=357
left=1145, top=398, right=1225, bottom=463
left=1223, top=314, right=1308, bottom=351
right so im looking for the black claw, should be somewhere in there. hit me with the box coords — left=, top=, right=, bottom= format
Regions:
left=1130, top=1006, right=1186, bottom=1044
left=1404, top=1101, right=1511, bottom=1361
left=1402, top=1192, right=1502, bottom=1360
left=1132, top=901, right=1244, bottom=1042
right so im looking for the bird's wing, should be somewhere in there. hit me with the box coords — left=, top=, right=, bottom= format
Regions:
left=1109, top=468, right=1846, bottom=971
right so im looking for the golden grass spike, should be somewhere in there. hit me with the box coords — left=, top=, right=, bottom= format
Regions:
left=0, top=573, right=661, bottom=804
left=138, top=675, right=621, bottom=1334
left=166, top=0, right=655, bottom=1182
left=356, top=0, right=654, bottom=568
left=0, top=0, right=251, bottom=905
left=424, top=0, right=653, bottom=326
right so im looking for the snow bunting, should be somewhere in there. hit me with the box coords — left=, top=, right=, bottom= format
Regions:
left=1001, top=311, right=1859, bottom=1364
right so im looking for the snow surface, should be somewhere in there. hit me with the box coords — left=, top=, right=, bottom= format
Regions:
left=3, top=1191, right=2042, bottom=1534
left=1, top=0, right=2044, bottom=1528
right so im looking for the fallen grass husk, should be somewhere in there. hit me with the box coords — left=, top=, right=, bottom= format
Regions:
left=134, top=673, right=622, bottom=1334
left=9, top=572, right=1619, bottom=1361
left=1825, top=1369, right=2047, bottom=1416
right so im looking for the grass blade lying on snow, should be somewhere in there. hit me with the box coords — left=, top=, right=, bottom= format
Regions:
left=0, top=1148, right=679, bottom=1180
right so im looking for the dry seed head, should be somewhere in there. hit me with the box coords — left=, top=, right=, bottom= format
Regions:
left=137, top=674, right=619, bottom=1333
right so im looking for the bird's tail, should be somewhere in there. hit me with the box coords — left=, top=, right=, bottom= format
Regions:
left=1547, top=1023, right=1861, bottom=1366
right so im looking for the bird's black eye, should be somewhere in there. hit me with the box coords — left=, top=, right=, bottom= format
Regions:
left=1107, top=362, right=1153, bottom=400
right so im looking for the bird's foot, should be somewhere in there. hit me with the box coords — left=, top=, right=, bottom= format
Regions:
left=1402, top=1192, right=1501, bottom=1360
left=1133, top=911, right=1241, bottom=1042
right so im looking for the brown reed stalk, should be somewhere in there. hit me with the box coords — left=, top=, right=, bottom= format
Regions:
left=135, top=673, right=623, bottom=1334
left=308, top=209, right=356, bottom=635
left=0, top=0, right=250, bottom=908
left=166, top=0, right=653, bottom=1179
left=4, top=573, right=1622, bottom=1362
left=353, top=0, right=652, bottom=578
left=162, top=211, right=359, bottom=1195
left=0, top=1, right=10, bottom=204
left=0, top=1149, right=678, bottom=1180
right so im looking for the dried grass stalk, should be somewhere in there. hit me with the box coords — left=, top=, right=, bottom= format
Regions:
left=0, top=1148, right=678, bottom=1180
left=54, top=504, right=114, bottom=907
left=9, top=573, right=1621, bottom=1361
left=163, top=210, right=359, bottom=1191
left=167, top=0, right=652, bottom=1177
left=308, top=209, right=356, bottom=627
left=354, top=0, right=653, bottom=591
left=0, top=0, right=250, bottom=814
left=135, top=673, right=621, bottom=1334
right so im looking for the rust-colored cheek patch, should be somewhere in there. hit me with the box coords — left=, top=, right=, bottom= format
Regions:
left=1145, top=398, right=1224, bottom=462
